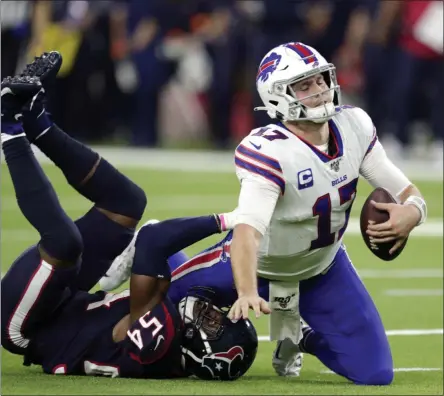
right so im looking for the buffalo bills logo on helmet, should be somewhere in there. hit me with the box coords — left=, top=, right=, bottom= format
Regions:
left=256, top=52, right=282, bottom=83
left=201, top=346, right=245, bottom=380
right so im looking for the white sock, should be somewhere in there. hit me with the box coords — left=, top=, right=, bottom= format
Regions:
left=1, top=132, right=26, bottom=143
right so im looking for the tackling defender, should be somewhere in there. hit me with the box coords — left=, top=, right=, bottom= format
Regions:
left=223, top=42, right=427, bottom=384
left=99, top=43, right=428, bottom=385
left=0, top=55, right=258, bottom=381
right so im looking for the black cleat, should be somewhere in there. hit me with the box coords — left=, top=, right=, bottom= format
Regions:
left=1, top=76, right=43, bottom=141
left=1, top=75, right=43, bottom=123
left=20, top=51, right=62, bottom=89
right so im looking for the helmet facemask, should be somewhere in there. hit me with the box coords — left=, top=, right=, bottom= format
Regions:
left=256, top=64, right=342, bottom=123
left=179, top=287, right=226, bottom=342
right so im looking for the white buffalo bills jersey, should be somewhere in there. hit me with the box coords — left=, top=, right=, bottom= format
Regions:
left=234, top=106, right=377, bottom=281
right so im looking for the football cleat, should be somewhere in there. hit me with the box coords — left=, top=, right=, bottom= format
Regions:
left=18, top=52, right=61, bottom=142
left=99, top=219, right=160, bottom=291
left=1, top=76, right=42, bottom=142
left=20, top=51, right=62, bottom=89
left=1, top=76, right=43, bottom=118
left=272, top=337, right=304, bottom=377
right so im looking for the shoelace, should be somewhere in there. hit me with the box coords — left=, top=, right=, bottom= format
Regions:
left=21, top=53, right=58, bottom=79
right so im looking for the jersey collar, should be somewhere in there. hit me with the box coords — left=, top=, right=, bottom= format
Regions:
left=277, top=120, right=344, bottom=163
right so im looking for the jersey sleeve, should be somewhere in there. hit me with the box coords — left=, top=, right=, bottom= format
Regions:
left=234, top=134, right=286, bottom=195
left=349, top=108, right=412, bottom=198
left=347, top=107, right=378, bottom=159
left=123, top=298, right=182, bottom=365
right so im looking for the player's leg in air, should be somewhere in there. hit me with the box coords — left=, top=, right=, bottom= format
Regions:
left=1, top=58, right=146, bottom=356
left=1, top=76, right=85, bottom=356
left=20, top=52, right=147, bottom=291
left=298, top=245, right=394, bottom=385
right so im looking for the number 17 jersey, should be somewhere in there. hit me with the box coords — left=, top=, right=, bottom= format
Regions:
left=234, top=107, right=377, bottom=282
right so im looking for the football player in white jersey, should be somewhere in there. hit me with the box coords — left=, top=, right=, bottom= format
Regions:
left=226, top=42, right=427, bottom=385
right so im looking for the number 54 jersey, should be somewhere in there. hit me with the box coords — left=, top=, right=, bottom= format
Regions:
left=234, top=107, right=377, bottom=282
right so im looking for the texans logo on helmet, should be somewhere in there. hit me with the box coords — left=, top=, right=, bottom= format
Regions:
left=256, top=52, right=281, bottom=83
left=201, top=346, right=245, bottom=380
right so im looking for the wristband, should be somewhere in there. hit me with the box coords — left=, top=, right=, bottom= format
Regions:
left=404, top=196, right=427, bottom=226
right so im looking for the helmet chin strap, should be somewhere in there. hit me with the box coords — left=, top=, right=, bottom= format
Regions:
left=304, top=102, right=336, bottom=123
left=254, top=102, right=338, bottom=123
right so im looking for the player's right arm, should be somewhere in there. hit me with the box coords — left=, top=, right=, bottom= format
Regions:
left=352, top=107, right=427, bottom=253
left=228, top=138, right=285, bottom=320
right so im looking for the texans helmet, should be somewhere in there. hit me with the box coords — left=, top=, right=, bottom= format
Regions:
left=179, top=287, right=258, bottom=381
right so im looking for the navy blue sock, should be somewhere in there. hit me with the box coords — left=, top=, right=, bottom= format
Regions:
left=31, top=124, right=146, bottom=219
left=32, top=124, right=99, bottom=185
left=76, top=158, right=146, bottom=220
left=299, top=327, right=328, bottom=355
left=132, top=216, right=222, bottom=278
left=2, top=137, right=82, bottom=261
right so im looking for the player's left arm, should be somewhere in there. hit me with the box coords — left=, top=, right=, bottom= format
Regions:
left=127, top=225, right=174, bottom=324
left=129, top=275, right=170, bottom=324
left=359, top=115, right=427, bottom=252
left=128, top=215, right=226, bottom=324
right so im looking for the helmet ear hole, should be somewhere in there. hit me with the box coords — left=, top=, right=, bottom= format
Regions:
left=269, top=100, right=279, bottom=106
left=285, top=86, right=294, bottom=98
left=333, top=91, right=339, bottom=105
left=322, top=71, right=331, bottom=87
left=275, top=112, right=284, bottom=121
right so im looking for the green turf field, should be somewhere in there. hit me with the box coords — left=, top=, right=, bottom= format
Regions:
left=1, top=163, right=443, bottom=395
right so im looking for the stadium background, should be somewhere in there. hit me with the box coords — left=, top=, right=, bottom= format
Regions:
left=1, top=1, right=443, bottom=394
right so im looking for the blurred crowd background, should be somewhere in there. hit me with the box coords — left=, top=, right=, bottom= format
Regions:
left=1, top=0, right=443, bottom=164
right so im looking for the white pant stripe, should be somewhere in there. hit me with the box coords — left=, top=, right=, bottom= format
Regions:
left=7, top=260, right=54, bottom=348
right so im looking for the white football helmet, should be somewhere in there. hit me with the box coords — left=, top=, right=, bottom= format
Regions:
left=255, top=42, right=342, bottom=123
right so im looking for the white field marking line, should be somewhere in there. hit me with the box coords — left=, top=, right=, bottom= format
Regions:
left=1, top=219, right=442, bottom=244
left=21, top=145, right=443, bottom=181
left=0, top=194, right=238, bottom=212
left=358, top=269, right=443, bottom=279
left=384, top=289, right=443, bottom=296
left=321, top=368, right=442, bottom=374
left=258, top=329, right=444, bottom=341
left=2, top=192, right=443, bottom=235
left=346, top=219, right=443, bottom=237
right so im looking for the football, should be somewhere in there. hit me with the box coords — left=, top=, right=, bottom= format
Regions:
left=360, top=187, right=407, bottom=261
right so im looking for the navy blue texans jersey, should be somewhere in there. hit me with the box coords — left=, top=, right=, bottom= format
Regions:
left=24, top=290, right=187, bottom=378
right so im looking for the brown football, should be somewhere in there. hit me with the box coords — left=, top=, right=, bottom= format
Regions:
left=360, top=187, right=407, bottom=261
